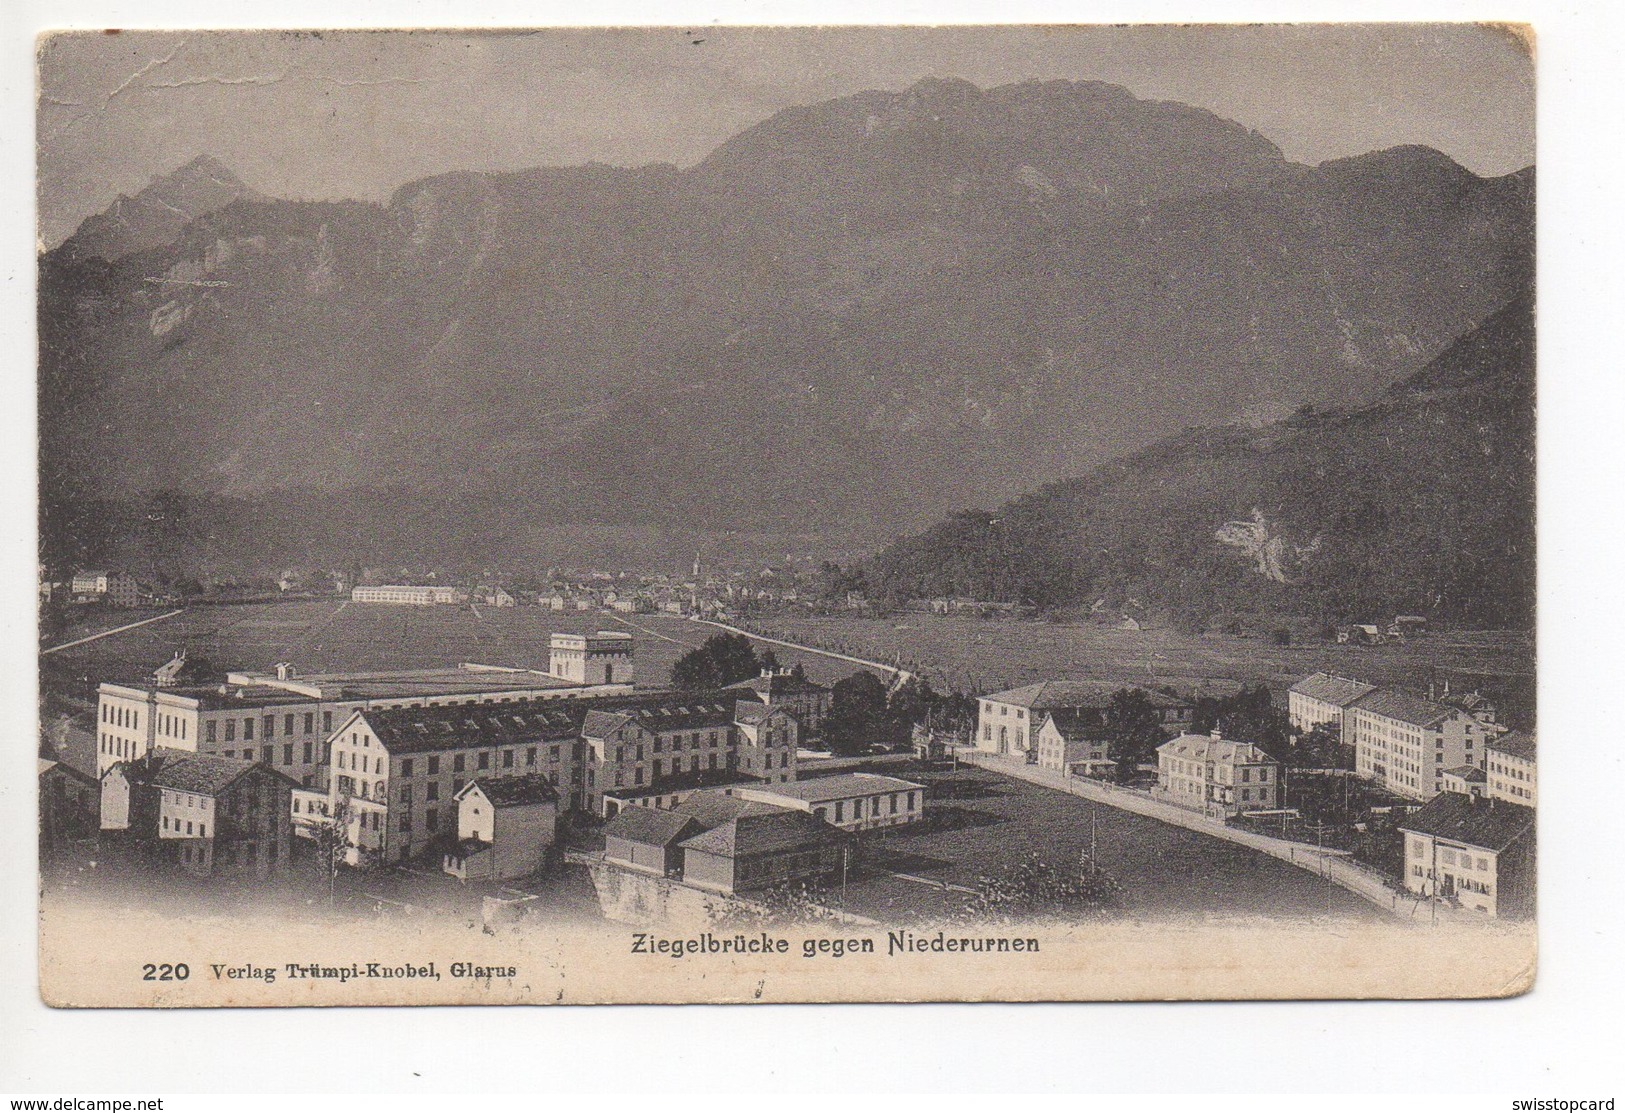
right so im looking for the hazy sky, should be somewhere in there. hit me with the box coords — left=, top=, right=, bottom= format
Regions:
left=36, top=24, right=1534, bottom=247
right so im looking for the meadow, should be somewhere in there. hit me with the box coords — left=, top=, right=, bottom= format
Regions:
left=734, top=612, right=1534, bottom=716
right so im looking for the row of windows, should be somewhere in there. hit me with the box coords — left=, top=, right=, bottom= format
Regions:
left=99, top=733, right=138, bottom=760
left=814, top=792, right=918, bottom=823
left=163, top=815, right=206, bottom=836
left=206, top=711, right=332, bottom=747
left=215, top=743, right=316, bottom=766
left=102, top=703, right=140, bottom=730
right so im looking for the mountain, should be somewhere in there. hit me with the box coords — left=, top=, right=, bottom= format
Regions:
left=54, top=155, right=264, bottom=263
left=38, top=78, right=1534, bottom=577
left=868, top=294, right=1536, bottom=629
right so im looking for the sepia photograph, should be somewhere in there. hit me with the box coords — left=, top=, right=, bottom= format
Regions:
left=32, top=22, right=1539, bottom=1009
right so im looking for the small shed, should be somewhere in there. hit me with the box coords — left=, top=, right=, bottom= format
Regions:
left=444, top=775, right=560, bottom=881
left=602, top=806, right=704, bottom=878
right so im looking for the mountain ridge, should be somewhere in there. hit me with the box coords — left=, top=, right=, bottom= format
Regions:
left=39, top=78, right=1534, bottom=578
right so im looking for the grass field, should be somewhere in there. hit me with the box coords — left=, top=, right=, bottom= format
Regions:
left=837, top=765, right=1381, bottom=924
left=38, top=599, right=875, bottom=708
left=736, top=612, right=1534, bottom=717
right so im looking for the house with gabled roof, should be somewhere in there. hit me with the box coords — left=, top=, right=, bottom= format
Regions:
left=1288, top=672, right=1377, bottom=744
left=602, top=805, right=707, bottom=877
left=39, top=755, right=98, bottom=851
left=1486, top=730, right=1536, bottom=806
left=1398, top=792, right=1535, bottom=918
left=443, top=774, right=560, bottom=881
left=103, top=748, right=296, bottom=877
left=671, top=793, right=846, bottom=895
left=1154, top=731, right=1280, bottom=818
left=727, top=668, right=832, bottom=737
left=1348, top=688, right=1487, bottom=801
left=975, top=681, right=1191, bottom=759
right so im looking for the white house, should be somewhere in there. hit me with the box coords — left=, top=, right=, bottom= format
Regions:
left=1154, top=731, right=1280, bottom=818
left=443, top=775, right=559, bottom=881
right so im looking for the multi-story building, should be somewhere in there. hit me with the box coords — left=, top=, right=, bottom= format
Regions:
left=549, top=631, right=635, bottom=686
left=975, top=682, right=1192, bottom=759
left=1154, top=731, right=1280, bottom=818
left=1398, top=792, right=1535, bottom=918
left=324, top=692, right=801, bottom=865
left=732, top=772, right=924, bottom=832
left=1486, top=730, right=1537, bottom=806
left=102, top=748, right=296, bottom=878
left=93, top=661, right=632, bottom=783
left=350, top=585, right=469, bottom=605
left=70, top=569, right=141, bottom=607
left=1348, top=690, right=1485, bottom=801
left=728, top=668, right=833, bottom=738
left=1033, top=710, right=1115, bottom=777
left=1287, top=672, right=1377, bottom=744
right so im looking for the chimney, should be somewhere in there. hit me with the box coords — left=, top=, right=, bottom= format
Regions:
left=275, top=662, right=296, bottom=681
left=1210, top=728, right=1223, bottom=740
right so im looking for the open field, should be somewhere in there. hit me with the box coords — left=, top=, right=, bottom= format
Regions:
left=39, top=599, right=877, bottom=707
left=738, top=612, right=1534, bottom=717
left=836, top=765, right=1382, bottom=923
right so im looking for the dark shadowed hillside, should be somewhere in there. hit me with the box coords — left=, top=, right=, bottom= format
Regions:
left=869, top=295, right=1535, bottom=629
left=39, top=78, right=1532, bottom=576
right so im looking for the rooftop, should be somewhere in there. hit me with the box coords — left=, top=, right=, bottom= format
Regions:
left=730, top=671, right=831, bottom=697
left=354, top=690, right=748, bottom=755
left=462, top=775, right=560, bottom=807
left=602, top=806, right=704, bottom=847
left=1350, top=689, right=1457, bottom=728
left=679, top=809, right=842, bottom=859
left=1442, top=765, right=1487, bottom=783
left=732, top=700, right=779, bottom=727
left=147, top=750, right=284, bottom=796
left=1398, top=792, right=1535, bottom=852
left=673, top=791, right=786, bottom=827
left=1289, top=672, right=1378, bottom=708
left=1490, top=730, right=1537, bottom=762
left=745, top=772, right=924, bottom=803
left=1158, top=733, right=1277, bottom=766
left=227, top=665, right=578, bottom=701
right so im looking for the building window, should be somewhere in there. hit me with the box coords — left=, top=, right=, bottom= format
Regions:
left=284, top=714, right=295, bottom=736
left=283, top=744, right=293, bottom=765
left=426, top=783, right=439, bottom=802
left=503, top=751, right=514, bottom=769
left=323, top=711, right=332, bottom=733
left=453, top=754, right=465, bottom=773
left=425, top=808, right=438, bottom=830
left=304, top=712, right=315, bottom=734
left=402, top=759, right=414, bottom=778
left=225, top=720, right=236, bottom=742
left=244, top=718, right=255, bottom=741
left=303, top=742, right=313, bottom=763
left=263, top=716, right=274, bottom=738
left=478, top=752, right=490, bottom=770
left=428, top=756, right=440, bottom=775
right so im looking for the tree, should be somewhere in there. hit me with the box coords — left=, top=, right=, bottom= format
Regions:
left=1216, top=684, right=1293, bottom=764
left=1103, top=688, right=1169, bottom=782
left=824, top=671, right=895, bottom=755
left=308, top=796, right=356, bottom=908
left=670, top=633, right=761, bottom=691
